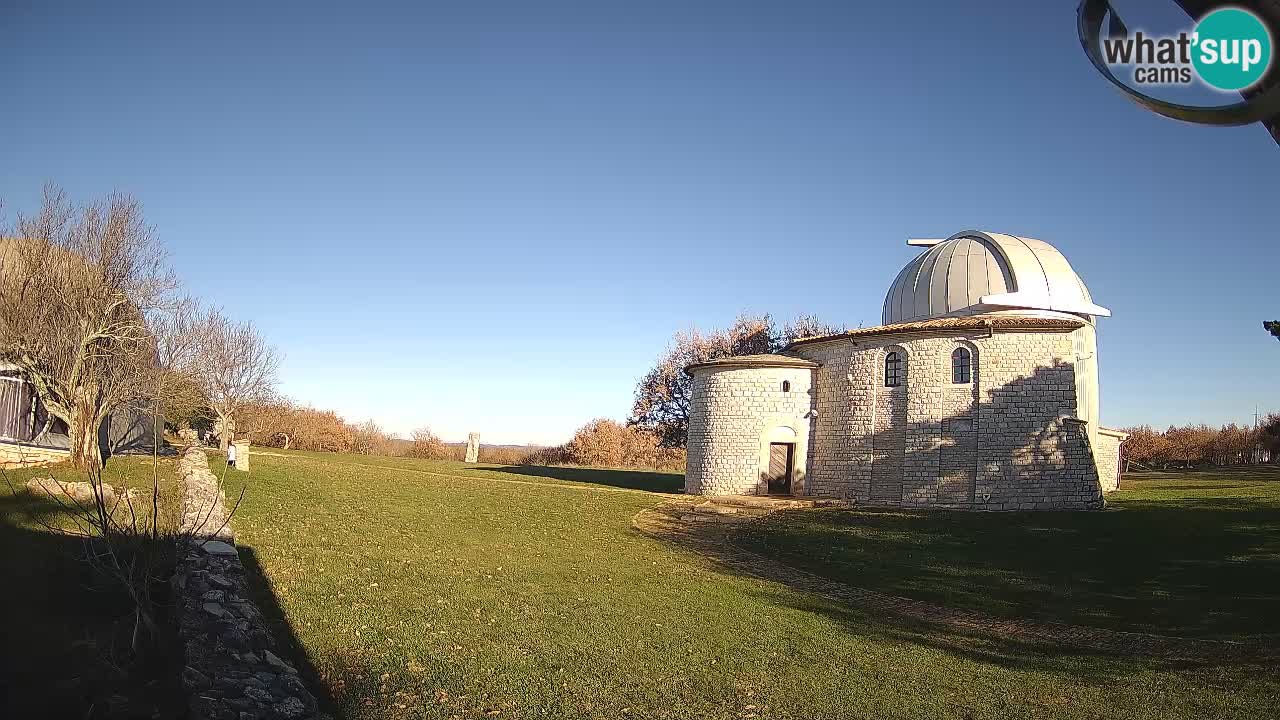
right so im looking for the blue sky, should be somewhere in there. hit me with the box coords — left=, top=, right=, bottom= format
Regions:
left=3, top=0, right=1276, bottom=444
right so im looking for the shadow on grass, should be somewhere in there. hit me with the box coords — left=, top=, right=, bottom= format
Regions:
left=729, top=473, right=1280, bottom=642
left=238, top=546, right=343, bottom=719
left=0, top=490, right=342, bottom=720
left=0, top=492, right=186, bottom=719
left=483, top=464, right=683, bottom=493
left=741, top=584, right=1275, bottom=680
left=732, top=502, right=1280, bottom=635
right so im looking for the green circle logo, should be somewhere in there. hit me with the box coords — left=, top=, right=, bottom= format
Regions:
left=1191, top=8, right=1273, bottom=91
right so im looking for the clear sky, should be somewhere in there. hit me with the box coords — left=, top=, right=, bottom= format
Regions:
left=3, top=0, right=1277, bottom=445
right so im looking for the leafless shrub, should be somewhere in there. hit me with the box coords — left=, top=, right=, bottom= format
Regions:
left=349, top=419, right=394, bottom=456
left=240, top=399, right=354, bottom=452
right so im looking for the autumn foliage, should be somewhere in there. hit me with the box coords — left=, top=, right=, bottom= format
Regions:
left=1121, top=416, right=1280, bottom=470
left=526, top=419, right=685, bottom=471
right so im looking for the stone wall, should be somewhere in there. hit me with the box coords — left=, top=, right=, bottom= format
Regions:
left=685, top=365, right=814, bottom=496
left=0, top=441, right=69, bottom=468
left=172, top=447, right=327, bottom=720
left=791, top=326, right=1106, bottom=510
left=1096, top=429, right=1125, bottom=492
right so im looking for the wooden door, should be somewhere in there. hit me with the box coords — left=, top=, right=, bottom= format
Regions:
left=767, top=443, right=793, bottom=495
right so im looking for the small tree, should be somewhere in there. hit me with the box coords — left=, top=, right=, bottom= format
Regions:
left=1120, top=425, right=1164, bottom=470
left=196, top=310, right=280, bottom=449
left=1265, top=321, right=1280, bottom=341
left=0, top=186, right=175, bottom=469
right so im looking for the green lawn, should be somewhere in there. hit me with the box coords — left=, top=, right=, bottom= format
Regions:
left=219, top=453, right=1279, bottom=720
left=736, top=468, right=1280, bottom=640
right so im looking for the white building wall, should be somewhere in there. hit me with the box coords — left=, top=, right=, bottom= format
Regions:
left=685, top=365, right=814, bottom=496
left=790, top=328, right=1106, bottom=510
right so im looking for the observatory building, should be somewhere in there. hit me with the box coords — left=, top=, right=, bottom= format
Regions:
left=684, top=230, right=1126, bottom=510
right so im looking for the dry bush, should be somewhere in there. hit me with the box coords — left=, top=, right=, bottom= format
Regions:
left=349, top=419, right=394, bottom=456
left=524, top=444, right=573, bottom=466
left=404, top=427, right=452, bottom=459
left=477, top=446, right=529, bottom=464
left=524, top=419, right=685, bottom=471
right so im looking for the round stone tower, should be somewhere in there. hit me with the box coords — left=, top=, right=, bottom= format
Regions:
left=684, top=355, right=817, bottom=496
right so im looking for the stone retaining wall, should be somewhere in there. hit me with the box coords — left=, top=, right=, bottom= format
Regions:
left=0, top=441, right=69, bottom=468
left=172, top=447, right=327, bottom=720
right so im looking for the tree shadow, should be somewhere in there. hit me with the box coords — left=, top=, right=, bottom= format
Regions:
left=739, top=583, right=1275, bottom=680
left=732, top=487, right=1280, bottom=641
left=0, top=488, right=343, bottom=719
left=481, top=464, right=683, bottom=493
left=0, top=492, right=187, bottom=719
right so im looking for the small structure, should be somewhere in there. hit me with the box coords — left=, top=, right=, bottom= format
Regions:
left=465, top=432, right=480, bottom=463
left=684, top=231, right=1127, bottom=510
left=231, top=440, right=250, bottom=472
left=0, top=363, right=158, bottom=468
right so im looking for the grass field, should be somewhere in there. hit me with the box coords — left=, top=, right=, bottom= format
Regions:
left=211, top=452, right=1280, bottom=720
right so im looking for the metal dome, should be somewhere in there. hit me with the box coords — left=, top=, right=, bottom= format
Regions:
left=881, top=231, right=1110, bottom=326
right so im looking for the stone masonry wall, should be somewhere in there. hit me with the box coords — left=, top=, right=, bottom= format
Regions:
left=0, top=441, right=70, bottom=468
left=1096, top=431, right=1123, bottom=492
left=792, top=327, right=1106, bottom=510
left=173, top=447, right=327, bottom=720
left=686, top=365, right=813, bottom=495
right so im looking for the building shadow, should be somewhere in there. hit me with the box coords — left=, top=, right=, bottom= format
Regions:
left=482, top=464, right=683, bottom=493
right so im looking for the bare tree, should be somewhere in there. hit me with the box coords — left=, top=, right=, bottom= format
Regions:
left=0, top=186, right=175, bottom=469
left=195, top=310, right=280, bottom=449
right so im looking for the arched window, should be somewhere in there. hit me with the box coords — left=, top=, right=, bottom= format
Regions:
left=952, top=347, right=972, bottom=384
left=884, top=351, right=903, bottom=387
left=781, top=380, right=791, bottom=392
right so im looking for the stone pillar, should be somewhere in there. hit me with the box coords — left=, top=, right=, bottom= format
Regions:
left=232, top=440, right=250, bottom=472
left=465, top=432, right=480, bottom=463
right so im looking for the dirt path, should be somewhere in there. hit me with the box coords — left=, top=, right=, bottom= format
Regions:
left=632, top=498, right=1276, bottom=661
